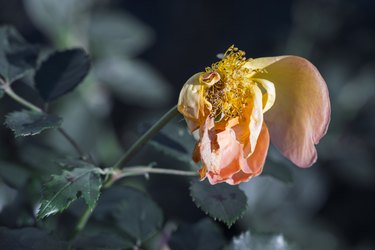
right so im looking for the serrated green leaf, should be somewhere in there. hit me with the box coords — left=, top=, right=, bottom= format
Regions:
left=169, top=218, right=226, bottom=250
left=0, top=227, right=67, bottom=250
left=37, top=166, right=102, bottom=219
left=34, top=49, right=90, bottom=102
left=4, top=110, right=62, bottom=137
left=94, top=186, right=163, bottom=243
left=190, top=180, right=247, bottom=227
left=226, top=231, right=298, bottom=250
left=0, top=26, right=39, bottom=83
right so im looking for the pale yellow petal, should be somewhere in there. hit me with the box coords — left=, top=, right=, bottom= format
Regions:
left=246, top=56, right=330, bottom=167
left=253, top=78, right=276, bottom=113
left=177, top=73, right=206, bottom=132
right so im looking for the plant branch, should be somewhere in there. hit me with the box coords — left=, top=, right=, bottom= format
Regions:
left=112, top=106, right=179, bottom=169
left=71, top=205, right=93, bottom=240
left=105, top=166, right=199, bottom=187
left=1, top=82, right=88, bottom=160
left=2, top=84, right=42, bottom=112
left=57, top=127, right=86, bottom=159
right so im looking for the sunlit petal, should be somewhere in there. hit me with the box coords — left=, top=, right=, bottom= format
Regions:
left=246, top=56, right=330, bottom=167
left=177, top=73, right=206, bottom=132
left=253, top=78, right=276, bottom=113
left=200, top=118, right=241, bottom=179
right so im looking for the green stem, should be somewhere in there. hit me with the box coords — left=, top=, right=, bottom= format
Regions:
left=2, top=83, right=87, bottom=159
left=57, top=127, right=86, bottom=159
left=105, top=166, right=199, bottom=188
left=71, top=206, right=92, bottom=239
left=2, top=84, right=42, bottom=112
left=112, top=106, right=179, bottom=169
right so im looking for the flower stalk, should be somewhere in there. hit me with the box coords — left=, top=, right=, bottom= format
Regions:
left=104, top=165, right=199, bottom=188
left=112, top=105, right=179, bottom=169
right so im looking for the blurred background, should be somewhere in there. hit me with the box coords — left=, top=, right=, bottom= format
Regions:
left=0, top=0, right=375, bottom=249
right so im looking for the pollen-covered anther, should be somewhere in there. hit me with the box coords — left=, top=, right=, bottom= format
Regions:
left=202, top=46, right=257, bottom=120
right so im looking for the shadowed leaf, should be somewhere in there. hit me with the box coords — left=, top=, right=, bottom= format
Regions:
left=0, top=227, right=67, bottom=250
left=4, top=110, right=62, bottom=137
left=94, top=58, right=171, bottom=107
left=0, top=26, right=39, bottom=83
left=190, top=180, right=247, bottom=227
left=89, top=11, right=153, bottom=57
left=35, top=49, right=90, bottom=102
left=0, top=161, right=30, bottom=189
left=37, top=166, right=102, bottom=219
left=169, top=218, right=226, bottom=250
left=94, top=186, right=163, bottom=243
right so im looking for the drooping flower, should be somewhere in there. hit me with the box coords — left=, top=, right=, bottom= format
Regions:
left=178, top=46, right=330, bottom=185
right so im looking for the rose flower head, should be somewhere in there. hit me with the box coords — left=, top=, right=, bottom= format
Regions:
left=178, top=46, right=330, bottom=185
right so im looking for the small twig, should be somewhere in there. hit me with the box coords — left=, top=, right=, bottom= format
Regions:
left=70, top=205, right=93, bottom=240
left=112, top=106, right=179, bottom=169
left=57, top=127, right=86, bottom=159
left=2, top=83, right=42, bottom=112
left=1, top=82, right=88, bottom=160
left=104, top=165, right=199, bottom=188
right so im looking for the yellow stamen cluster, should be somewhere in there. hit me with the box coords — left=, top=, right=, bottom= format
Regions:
left=202, top=46, right=256, bottom=120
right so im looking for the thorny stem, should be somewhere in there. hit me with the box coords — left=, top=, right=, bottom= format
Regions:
left=0, top=81, right=87, bottom=160
left=104, top=166, right=199, bottom=188
left=112, top=105, right=179, bottom=169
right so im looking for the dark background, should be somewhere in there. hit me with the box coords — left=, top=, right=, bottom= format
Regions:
left=1, top=0, right=375, bottom=249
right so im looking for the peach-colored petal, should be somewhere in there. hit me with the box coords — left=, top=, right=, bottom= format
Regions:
left=200, top=118, right=241, bottom=174
left=226, top=171, right=253, bottom=185
left=246, top=56, right=330, bottom=167
left=199, top=117, right=243, bottom=184
left=239, top=122, right=270, bottom=174
left=232, top=85, right=264, bottom=158
left=226, top=123, right=269, bottom=185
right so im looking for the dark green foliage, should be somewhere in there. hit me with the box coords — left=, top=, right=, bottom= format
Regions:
left=94, top=186, right=163, bottom=243
left=190, top=180, right=247, bottom=227
left=38, top=165, right=102, bottom=219
left=0, top=26, right=39, bottom=83
left=0, top=227, right=67, bottom=250
left=169, top=218, right=226, bottom=250
left=0, top=161, right=31, bottom=189
left=74, top=232, right=134, bottom=250
left=34, top=49, right=90, bottom=102
left=4, top=110, right=62, bottom=137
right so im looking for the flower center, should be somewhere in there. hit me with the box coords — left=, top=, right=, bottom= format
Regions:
left=201, top=46, right=260, bottom=120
